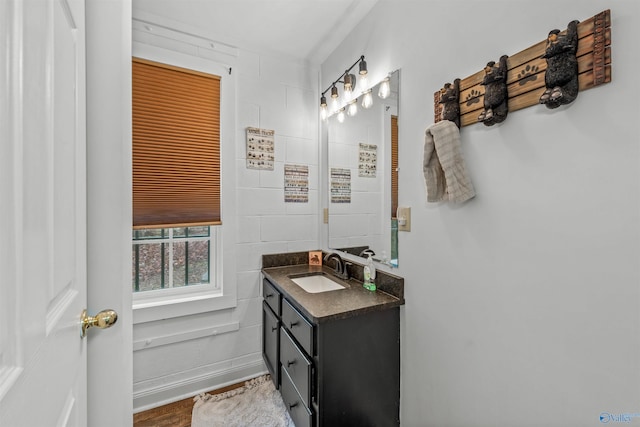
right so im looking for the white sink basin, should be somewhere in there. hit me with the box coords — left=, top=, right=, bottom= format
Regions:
left=290, top=274, right=345, bottom=293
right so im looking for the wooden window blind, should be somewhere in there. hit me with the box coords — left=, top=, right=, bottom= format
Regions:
left=391, top=115, right=398, bottom=218
left=132, top=57, right=221, bottom=229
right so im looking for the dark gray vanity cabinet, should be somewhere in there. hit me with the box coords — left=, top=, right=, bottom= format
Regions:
left=262, top=276, right=400, bottom=427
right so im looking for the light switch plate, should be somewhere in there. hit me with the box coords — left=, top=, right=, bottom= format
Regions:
left=397, top=206, right=411, bottom=232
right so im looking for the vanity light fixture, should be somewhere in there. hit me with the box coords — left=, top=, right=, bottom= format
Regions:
left=343, top=73, right=356, bottom=103
left=343, top=73, right=355, bottom=92
left=320, top=95, right=328, bottom=121
left=330, top=85, right=339, bottom=113
left=358, top=58, right=368, bottom=91
left=320, top=55, right=368, bottom=121
left=359, top=57, right=368, bottom=75
left=330, top=85, right=339, bottom=99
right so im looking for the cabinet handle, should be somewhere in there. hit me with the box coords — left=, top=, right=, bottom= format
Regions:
left=265, top=293, right=274, bottom=298
left=287, top=359, right=296, bottom=367
left=271, top=326, right=278, bottom=332
left=288, top=402, right=298, bottom=410
left=289, top=321, right=299, bottom=328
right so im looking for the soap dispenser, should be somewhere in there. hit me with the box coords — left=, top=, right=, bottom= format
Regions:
left=363, top=254, right=376, bottom=291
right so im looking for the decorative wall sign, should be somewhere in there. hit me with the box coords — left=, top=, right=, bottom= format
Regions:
left=434, top=9, right=612, bottom=128
left=284, top=164, right=308, bottom=203
left=308, top=250, right=322, bottom=266
left=330, top=168, right=351, bottom=203
left=246, top=127, right=275, bottom=170
left=358, top=143, right=378, bottom=178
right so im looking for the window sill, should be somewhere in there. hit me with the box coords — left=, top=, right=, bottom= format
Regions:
left=132, top=286, right=236, bottom=324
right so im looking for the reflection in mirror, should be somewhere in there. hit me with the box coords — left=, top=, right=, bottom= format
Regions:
left=327, top=70, right=399, bottom=267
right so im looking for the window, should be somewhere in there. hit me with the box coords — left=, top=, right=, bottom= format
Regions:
left=132, top=226, right=216, bottom=292
left=132, top=57, right=221, bottom=294
left=131, top=28, right=237, bottom=323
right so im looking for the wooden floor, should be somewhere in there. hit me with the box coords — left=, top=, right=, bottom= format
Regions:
left=133, top=381, right=246, bottom=427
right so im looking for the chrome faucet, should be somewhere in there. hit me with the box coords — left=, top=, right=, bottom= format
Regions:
left=324, top=252, right=349, bottom=280
left=359, top=248, right=375, bottom=258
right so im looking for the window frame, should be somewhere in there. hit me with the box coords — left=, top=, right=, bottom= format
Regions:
left=131, top=39, right=237, bottom=324
left=132, top=225, right=223, bottom=311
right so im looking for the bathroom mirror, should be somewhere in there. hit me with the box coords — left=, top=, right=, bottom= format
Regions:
left=327, top=70, right=399, bottom=267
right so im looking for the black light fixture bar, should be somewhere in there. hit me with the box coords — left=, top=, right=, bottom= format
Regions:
left=321, top=55, right=367, bottom=98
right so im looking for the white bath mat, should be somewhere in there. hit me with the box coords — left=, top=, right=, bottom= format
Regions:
left=191, top=375, right=294, bottom=427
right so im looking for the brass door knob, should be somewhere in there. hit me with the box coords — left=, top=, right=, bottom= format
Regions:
left=81, top=309, right=118, bottom=338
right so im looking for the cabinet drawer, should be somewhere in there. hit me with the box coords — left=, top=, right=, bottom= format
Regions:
left=281, top=299, right=314, bottom=356
left=262, top=302, right=280, bottom=388
left=280, top=327, right=312, bottom=408
left=263, top=278, right=281, bottom=316
left=281, top=369, right=312, bottom=427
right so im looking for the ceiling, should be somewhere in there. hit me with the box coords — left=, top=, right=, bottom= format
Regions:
left=133, top=0, right=378, bottom=64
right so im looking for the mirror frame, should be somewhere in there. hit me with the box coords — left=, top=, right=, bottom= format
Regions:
left=324, top=70, right=400, bottom=267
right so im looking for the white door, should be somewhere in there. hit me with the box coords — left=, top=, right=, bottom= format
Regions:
left=0, top=0, right=94, bottom=425
left=85, top=0, right=134, bottom=425
left=1, top=1, right=132, bottom=426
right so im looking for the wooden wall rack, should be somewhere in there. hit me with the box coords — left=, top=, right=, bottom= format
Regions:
left=433, top=10, right=611, bottom=128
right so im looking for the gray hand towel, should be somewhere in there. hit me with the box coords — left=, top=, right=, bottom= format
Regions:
left=423, top=120, right=475, bottom=203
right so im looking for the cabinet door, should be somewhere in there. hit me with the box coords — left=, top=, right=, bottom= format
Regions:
left=280, top=327, right=313, bottom=408
left=281, top=369, right=312, bottom=427
left=263, top=278, right=281, bottom=315
left=262, top=302, right=280, bottom=388
left=282, top=298, right=314, bottom=356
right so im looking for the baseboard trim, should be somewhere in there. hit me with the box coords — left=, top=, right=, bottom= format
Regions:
left=133, top=358, right=267, bottom=413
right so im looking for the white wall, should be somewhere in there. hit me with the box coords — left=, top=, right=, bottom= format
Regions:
left=322, top=1, right=640, bottom=426
left=130, top=12, right=320, bottom=411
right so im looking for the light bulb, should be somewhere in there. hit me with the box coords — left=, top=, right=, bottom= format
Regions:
left=320, top=95, right=328, bottom=121
left=362, top=90, right=373, bottom=109
left=378, top=77, right=390, bottom=99
left=343, top=88, right=353, bottom=104
left=358, top=74, right=368, bottom=93
left=337, top=109, right=345, bottom=123
left=331, top=97, right=339, bottom=114
left=347, top=99, right=358, bottom=117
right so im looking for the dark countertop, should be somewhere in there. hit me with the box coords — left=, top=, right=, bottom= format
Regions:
left=262, top=263, right=404, bottom=323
